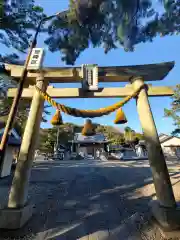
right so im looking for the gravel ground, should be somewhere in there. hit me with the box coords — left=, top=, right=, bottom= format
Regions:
left=0, top=159, right=179, bottom=240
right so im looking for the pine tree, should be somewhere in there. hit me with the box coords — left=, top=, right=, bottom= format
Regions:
left=0, top=97, right=51, bottom=135
left=45, top=0, right=180, bottom=65
left=165, top=84, right=180, bottom=136
left=0, top=0, right=46, bottom=64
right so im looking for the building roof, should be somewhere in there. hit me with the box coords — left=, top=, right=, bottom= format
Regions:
left=164, top=144, right=180, bottom=147
left=0, top=134, right=21, bottom=146
left=70, top=140, right=110, bottom=145
left=159, top=133, right=165, bottom=137
left=138, top=140, right=146, bottom=145
left=159, top=134, right=173, bottom=143
left=69, top=133, right=110, bottom=144
left=159, top=133, right=180, bottom=144
left=0, top=121, right=22, bottom=136
left=76, top=133, right=106, bottom=141
left=0, top=123, right=21, bottom=146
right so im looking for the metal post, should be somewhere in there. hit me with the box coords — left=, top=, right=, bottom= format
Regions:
left=72, top=126, right=75, bottom=153
left=55, top=126, right=60, bottom=159
left=57, top=127, right=60, bottom=148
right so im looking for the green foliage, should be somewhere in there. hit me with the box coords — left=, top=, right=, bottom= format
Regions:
left=45, top=0, right=180, bottom=65
left=0, top=0, right=45, bottom=64
left=123, top=126, right=142, bottom=149
left=1, top=0, right=179, bottom=65
left=135, top=132, right=144, bottom=140
left=96, top=124, right=143, bottom=145
left=38, top=123, right=82, bottom=153
left=124, top=126, right=135, bottom=142
left=0, top=98, right=50, bottom=134
left=164, top=84, right=180, bottom=136
left=38, top=128, right=56, bottom=153
left=0, top=98, right=30, bottom=134
left=0, top=0, right=3, bottom=21
left=95, top=124, right=123, bottom=144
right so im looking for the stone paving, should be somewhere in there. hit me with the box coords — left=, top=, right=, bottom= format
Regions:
left=0, top=159, right=179, bottom=240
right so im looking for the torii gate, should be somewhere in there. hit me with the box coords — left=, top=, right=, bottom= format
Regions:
left=0, top=61, right=180, bottom=233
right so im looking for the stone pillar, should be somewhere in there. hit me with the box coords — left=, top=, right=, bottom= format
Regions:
left=131, top=77, right=180, bottom=231
left=8, top=74, right=47, bottom=208
left=0, top=74, right=48, bottom=229
left=131, top=77, right=176, bottom=207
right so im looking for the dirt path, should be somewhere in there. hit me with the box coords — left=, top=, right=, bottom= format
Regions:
left=0, top=160, right=179, bottom=240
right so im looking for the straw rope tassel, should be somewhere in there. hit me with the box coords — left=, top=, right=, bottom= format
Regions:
left=51, top=109, right=63, bottom=126
left=114, top=108, right=128, bottom=124
left=35, top=85, right=143, bottom=118
left=82, top=119, right=96, bottom=136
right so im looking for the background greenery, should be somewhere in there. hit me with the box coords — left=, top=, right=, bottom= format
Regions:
left=38, top=123, right=144, bottom=154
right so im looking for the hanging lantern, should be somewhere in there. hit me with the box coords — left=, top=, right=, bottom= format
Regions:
left=51, top=109, right=63, bottom=126
left=114, top=108, right=127, bottom=124
left=82, top=119, right=96, bottom=136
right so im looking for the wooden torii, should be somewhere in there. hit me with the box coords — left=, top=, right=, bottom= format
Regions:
left=1, top=61, right=180, bottom=232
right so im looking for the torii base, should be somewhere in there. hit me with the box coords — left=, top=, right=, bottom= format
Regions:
left=0, top=204, right=34, bottom=229
left=150, top=200, right=180, bottom=238
left=157, top=223, right=180, bottom=239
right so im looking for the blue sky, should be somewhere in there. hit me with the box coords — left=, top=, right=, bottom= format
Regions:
left=2, top=0, right=180, bottom=134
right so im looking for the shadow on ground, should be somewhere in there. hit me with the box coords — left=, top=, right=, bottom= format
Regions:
left=0, top=160, right=179, bottom=240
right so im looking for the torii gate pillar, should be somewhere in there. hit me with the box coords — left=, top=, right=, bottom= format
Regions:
left=0, top=73, right=47, bottom=229
left=131, top=77, right=180, bottom=231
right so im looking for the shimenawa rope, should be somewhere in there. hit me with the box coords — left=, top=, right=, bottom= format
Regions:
left=35, top=85, right=144, bottom=118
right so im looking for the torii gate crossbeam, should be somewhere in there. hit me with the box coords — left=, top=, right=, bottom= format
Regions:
left=7, top=85, right=174, bottom=98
